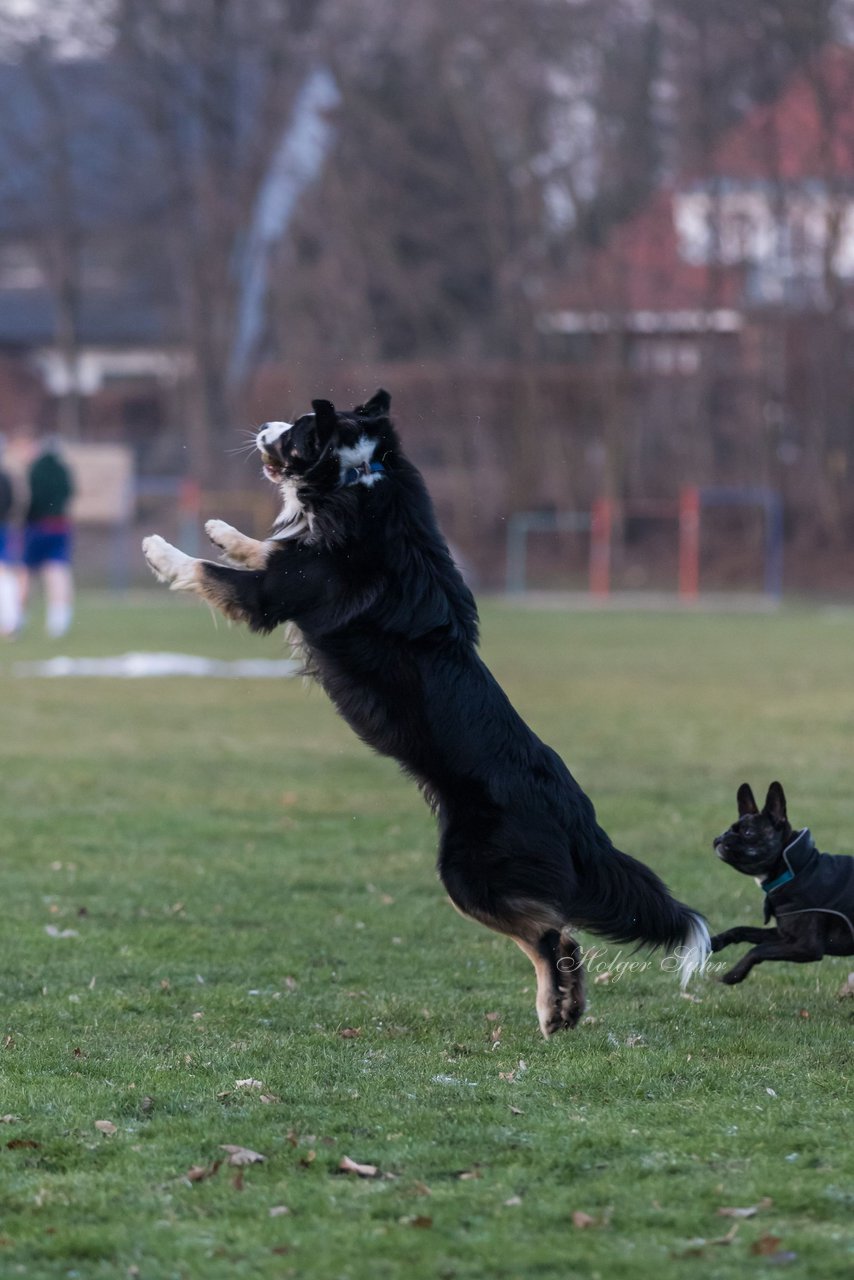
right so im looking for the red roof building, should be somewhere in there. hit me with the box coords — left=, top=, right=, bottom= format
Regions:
left=541, top=46, right=854, bottom=372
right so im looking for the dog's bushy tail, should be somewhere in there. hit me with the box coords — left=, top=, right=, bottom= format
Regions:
left=573, top=845, right=710, bottom=987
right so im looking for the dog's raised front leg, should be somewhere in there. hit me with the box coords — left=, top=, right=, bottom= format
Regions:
left=710, top=925, right=779, bottom=952
left=205, top=519, right=271, bottom=570
left=142, top=535, right=204, bottom=593
left=720, top=936, right=824, bottom=984
left=143, top=535, right=267, bottom=627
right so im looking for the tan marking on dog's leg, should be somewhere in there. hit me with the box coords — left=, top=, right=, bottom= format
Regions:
left=191, top=564, right=258, bottom=624
left=205, top=519, right=271, bottom=570
left=513, top=937, right=562, bottom=1039
left=142, top=535, right=252, bottom=624
left=446, top=895, right=576, bottom=1036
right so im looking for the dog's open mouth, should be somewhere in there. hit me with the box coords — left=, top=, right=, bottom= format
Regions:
left=260, top=452, right=286, bottom=481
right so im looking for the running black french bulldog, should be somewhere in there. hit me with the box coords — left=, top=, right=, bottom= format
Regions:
left=710, top=781, right=854, bottom=983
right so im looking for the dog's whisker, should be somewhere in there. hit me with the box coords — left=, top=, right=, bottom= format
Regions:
left=224, top=438, right=260, bottom=456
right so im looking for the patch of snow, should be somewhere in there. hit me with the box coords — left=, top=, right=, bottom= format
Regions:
left=14, top=652, right=300, bottom=679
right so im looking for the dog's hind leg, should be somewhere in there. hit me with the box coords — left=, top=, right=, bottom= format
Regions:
left=446, top=878, right=585, bottom=1036
left=441, top=848, right=586, bottom=1036
left=513, top=930, right=586, bottom=1037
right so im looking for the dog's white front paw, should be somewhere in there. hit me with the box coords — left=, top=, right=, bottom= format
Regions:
left=205, top=518, right=237, bottom=550
left=142, top=535, right=199, bottom=591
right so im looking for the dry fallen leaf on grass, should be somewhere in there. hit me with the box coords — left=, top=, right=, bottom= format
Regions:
left=0, top=1115, right=19, bottom=1124
left=338, top=1027, right=361, bottom=1039
left=836, top=972, right=854, bottom=999
left=750, top=1233, right=784, bottom=1256
left=219, top=1144, right=265, bottom=1166
left=186, top=1161, right=222, bottom=1183
left=235, top=1078, right=264, bottom=1090
left=499, top=1059, right=527, bottom=1084
left=268, top=1205, right=290, bottom=1217
left=717, top=1197, right=772, bottom=1219
left=339, top=1155, right=378, bottom=1177
left=504, top=1195, right=523, bottom=1207
left=571, top=1211, right=597, bottom=1229
left=94, top=1120, right=117, bottom=1136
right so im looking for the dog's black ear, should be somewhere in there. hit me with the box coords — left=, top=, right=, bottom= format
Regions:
left=311, top=399, right=338, bottom=445
left=764, top=781, right=787, bottom=824
left=356, top=388, right=391, bottom=418
left=737, top=783, right=759, bottom=816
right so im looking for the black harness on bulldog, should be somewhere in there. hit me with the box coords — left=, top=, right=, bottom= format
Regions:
left=762, top=828, right=854, bottom=941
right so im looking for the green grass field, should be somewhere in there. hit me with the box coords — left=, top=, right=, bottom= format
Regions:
left=1, top=593, right=853, bottom=1279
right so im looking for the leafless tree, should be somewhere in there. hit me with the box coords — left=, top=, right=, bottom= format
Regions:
left=0, top=1, right=115, bottom=437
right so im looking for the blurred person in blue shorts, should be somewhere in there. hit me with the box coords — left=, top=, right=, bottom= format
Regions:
left=0, top=435, right=20, bottom=636
left=21, top=435, right=75, bottom=638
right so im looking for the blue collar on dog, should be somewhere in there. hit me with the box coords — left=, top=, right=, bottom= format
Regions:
left=763, top=829, right=813, bottom=894
left=341, top=460, right=385, bottom=487
left=762, top=868, right=795, bottom=894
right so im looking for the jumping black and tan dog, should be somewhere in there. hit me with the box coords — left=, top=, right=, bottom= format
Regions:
left=711, top=781, right=854, bottom=983
left=143, top=390, right=709, bottom=1034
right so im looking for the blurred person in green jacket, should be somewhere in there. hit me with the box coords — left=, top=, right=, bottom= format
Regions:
left=21, top=435, right=75, bottom=638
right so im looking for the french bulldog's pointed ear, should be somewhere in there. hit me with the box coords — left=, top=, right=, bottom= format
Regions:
left=764, top=781, right=787, bottom=824
left=311, top=399, right=338, bottom=444
left=356, top=388, right=391, bottom=418
left=737, top=783, right=758, bottom=816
